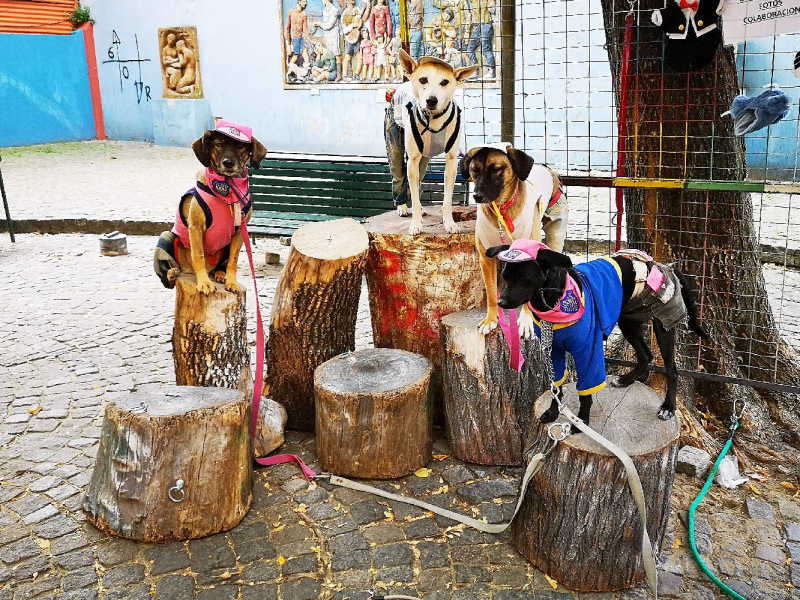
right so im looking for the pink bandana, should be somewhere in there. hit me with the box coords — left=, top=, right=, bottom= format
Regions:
left=528, top=274, right=585, bottom=324
left=202, top=167, right=250, bottom=206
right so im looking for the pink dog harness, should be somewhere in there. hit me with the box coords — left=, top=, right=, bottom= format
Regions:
left=172, top=167, right=251, bottom=260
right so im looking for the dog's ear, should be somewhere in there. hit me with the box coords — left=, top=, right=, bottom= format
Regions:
left=250, top=137, right=267, bottom=169
left=192, top=131, right=214, bottom=167
left=536, top=249, right=573, bottom=270
left=459, top=153, right=473, bottom=182
left=485, top=244, right=510, bottom=258
left=454, top=64, right=478, bottom=82
left=506, top=147, right=535, bottom=181
left=398, top=49, right=417, bottom=77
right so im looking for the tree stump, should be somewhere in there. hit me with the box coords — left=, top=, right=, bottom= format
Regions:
left=512, top=380, right=679, bottom=592
left=364, top=206, right=484, bottom=423
left=315, top=348, right=433, bottom=479
left=441, top=309, right=548, bottom=466
left=265, top=218, right=370, bottom=431
left=173, top=274, right=250, bottom=393
left=82, top=386, right=252, bottom=543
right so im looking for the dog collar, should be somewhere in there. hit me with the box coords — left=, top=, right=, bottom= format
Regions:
left=528, top=273, right=585, bottom=324
left=492, top=182, right=520, bottom=237
left=414, top=101, right=455, bottom=134
left=204, top=167, right=250, bottom=206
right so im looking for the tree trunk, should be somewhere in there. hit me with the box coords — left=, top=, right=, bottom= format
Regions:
left=265, top=218, right=369, bottom=431
left=173, top=274, right=250, bottom=393
left=82, top=386, right=252, bottom=543
left=512, top=382, right=678, bottom=592
left=600, top=1, right=800, bottom=460
left=441, top=309, right=547, bottom=466
left=364, top=206, right=486, bottom=424
left=315, top=348, right=433, bottom=479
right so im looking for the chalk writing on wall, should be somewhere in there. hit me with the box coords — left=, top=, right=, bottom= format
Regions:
left=102, top=30, right=153, bottom=104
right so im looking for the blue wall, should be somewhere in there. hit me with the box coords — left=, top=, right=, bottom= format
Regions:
left=0, top=30, right=96, bottom=147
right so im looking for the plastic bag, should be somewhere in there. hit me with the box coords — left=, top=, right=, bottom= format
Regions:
left=715, top=454, right=748, bottom=489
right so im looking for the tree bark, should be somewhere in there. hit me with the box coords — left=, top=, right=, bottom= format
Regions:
left=315, top=348, right=433, bottom=479
left=600, top=1, right=800, bottom=459
left=512, top=382, right=678, bottom=592
left=173, top=274, right=250, bottom=392
left=364, top=206, right=486, bottom=423
left=82, top=386, right=252, bottom=543
left=441, top=309, right=547, bottom=466
left=265, top=218, right=370, bottom=431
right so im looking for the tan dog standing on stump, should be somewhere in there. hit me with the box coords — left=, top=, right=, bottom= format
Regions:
left=387, top=50, right=477, bottom=235
left=154, top=120, right=267, bottom=293
left=459, top=143, right=569, bottom=336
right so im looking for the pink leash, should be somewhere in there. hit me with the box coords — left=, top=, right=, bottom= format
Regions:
left=497, top=304, right=524, bottom=373
left=239, top=219, right=318, bottom=481
left=615, top=11, right=635, bottom=252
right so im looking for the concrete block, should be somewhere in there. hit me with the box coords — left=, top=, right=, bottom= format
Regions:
left=676, top=445, right=711, bottom=479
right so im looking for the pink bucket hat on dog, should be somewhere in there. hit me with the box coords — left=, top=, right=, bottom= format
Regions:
left=214, top=119, right=252, bottom=143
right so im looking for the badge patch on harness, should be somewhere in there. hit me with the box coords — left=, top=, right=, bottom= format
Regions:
left=560, top=289, right=582, bottom=314
left=212, top=179, right=230, bottom=197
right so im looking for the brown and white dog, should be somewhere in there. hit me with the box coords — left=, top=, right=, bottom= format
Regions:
left=154, top=120, right=267, bottom=293
left=459, top=143, right=568, bottom=336
left=391, top=50, right=477, bottom=235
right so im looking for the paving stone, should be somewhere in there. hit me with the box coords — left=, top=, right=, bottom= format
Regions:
left=676, top=445, right=711, bottom=478
left=272, top=525, right=311, bottom=547
left=788, top=541, right=800, bottom=562
left=0, top=537, right=42, bottom=564
left=318, top=515, right=358, bottom=536
left=328, top=532, right=369, bottom=554
left=442, top=465, right=474, bottom=485
left=332, top=569, right=371, bottom=589
left=780, top=499, right=800, bottom=521
left=295, top=486, right=327, bottom=505
left=349, top=499, right=387, bottom=525
left=372, top=543, right=413, bottom=569
left=282, top=553, right=318, bottom=576
left=0, top=567, right=9, bottom=583
left=97, top=539, right=138, bottom=566
left=456, top=479, right=517, bottom=504
left=0, top=523, right=28, bottom=546
left=195, top=585, right=238, bottom=600
left=102, top=564, right=146, bottom=588
left=375, top=565, right=414, bottom=583
left=746, top=498, right=775, bottom=522
left=418, top=568, right=451, bottom=592
left=189, top=534, right=237, bottom=571
left=786, top=522, right=800, bottom=542
left=791, top=564, right=800, bottom=587
left=281, top=577, right=321, bottom=600
left=306, top=501, right=343, bottom=520
left=145, top=544, right=191, bottom=575
left=754, top=543, right=785, bottom=564
left=240, top=561, right=279, bottom=582
left=717, top=556, right=746, bottom=579
left=60, top=591, right=98, bottom=600
left=403, top=518, right=440, bottom=540
left=7, top=495, right=50, bottom=518
left=235, top=536, right=278, bottom=563
left=694, top=532, right=713, bottom=556
left=331, top=548, right=370, bottom=571
left=241, top=583, right=278, bottom=600
left=387, top=499, right=426, bottom=521
left=727, top=580, right=754, bottom=598
left=14, top=573, right=62, bottom=598
left=33, top=513, right=78, bottom=538
left=278, top=539, right=317, bottom=558
left=11, top=554, right=52, bottom=582
left=657, top=570, right=683, bottom=597
left=63, top=565, right=98, bottom=591
left=494, top=591, right=536, bottom=600
left=451, top=544, right=487, bottom=565
left=53, top=549, right=94, bottom=570
left=455, top=564, right=492, bottom=584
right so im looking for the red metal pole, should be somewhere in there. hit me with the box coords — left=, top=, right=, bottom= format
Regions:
left=79, top=22, right=106, bottom=140
left=615, top=12, right=635, bottom=251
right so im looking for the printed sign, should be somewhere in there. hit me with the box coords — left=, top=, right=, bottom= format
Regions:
left=722, top=0, right=800, bottom=45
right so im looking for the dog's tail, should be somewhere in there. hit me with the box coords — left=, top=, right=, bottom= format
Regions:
left=674, top=266, right=710, bottom=340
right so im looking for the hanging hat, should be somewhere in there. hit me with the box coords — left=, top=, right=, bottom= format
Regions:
left=214, top=120, right=253, bottom=143
left=726, top=89, right=792, bottom=136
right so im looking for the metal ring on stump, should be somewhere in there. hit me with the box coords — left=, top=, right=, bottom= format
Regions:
left=314, top=348, right=433, bottom=479
left=512, top=380, right=679, bottom=592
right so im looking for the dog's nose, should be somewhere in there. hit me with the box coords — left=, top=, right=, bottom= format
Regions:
left=425, top=96, right=438, bottom=109
left=473, top=193, right=485, bottom=203
left=222, top=158, right=235, bottom=169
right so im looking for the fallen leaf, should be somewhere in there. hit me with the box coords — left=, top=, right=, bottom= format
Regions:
left=748, top=483, right=762, bottom=495
left=415, top=468, right=432, bottom=478
left=383, top=511, right=393, bottom=520
left=431, top=486, right=449, bottom=495
left=781, top=481, right=797, bottom=490
left=544, top=574, right=558, bottom=590
left=220, top=571, right=232, bottom=579
left=432, top=454, right=449, bottom=460
left=27, top=406, right=42, bottom=415
left=277, top=556, right=285, bottom=566
left=673, top=538, right=683, bottom=549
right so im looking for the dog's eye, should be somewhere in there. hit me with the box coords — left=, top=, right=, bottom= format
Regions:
left=440, top=79, right=449, bottom=87
left=419, top=77, right=428, bottom=85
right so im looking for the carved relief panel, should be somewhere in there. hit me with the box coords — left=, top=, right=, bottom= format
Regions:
left=158, top=27, right=203, bottom=98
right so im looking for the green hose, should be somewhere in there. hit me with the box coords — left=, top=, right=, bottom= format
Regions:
left=687, top=421, right=748, bottom=600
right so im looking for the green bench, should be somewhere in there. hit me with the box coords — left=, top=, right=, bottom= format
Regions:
left=247, top=153, right=470, bottom=237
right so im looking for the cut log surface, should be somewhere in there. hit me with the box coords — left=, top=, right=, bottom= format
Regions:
left=173, top=274, right=250, bottom=393
left=315, top=348, right=433, bottom=479
left=364, top=206, right=484, bottom=421
left=82, top=386, right=252, bottom=543
left=265, top=218, right=370, bottom=431
left=513, top=381, right=679, bottom=592
left=442, top=309, right=548, bottom=466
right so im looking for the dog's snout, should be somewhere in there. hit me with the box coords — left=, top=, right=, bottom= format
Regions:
left=222, top=158, right=235, bottom=169
left=473, top=193, right=485, bottom=203
left=425, top=96, right=438, bottom=109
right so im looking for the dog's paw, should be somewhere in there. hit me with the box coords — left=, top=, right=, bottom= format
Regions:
left=610, top=376, right=627, bottom=388
left=166, top=267, right=180, bottom=283
left=517, top=310, right=535, bottom=339
left=658, top=407, right=676, bottom=420
left=397, top=204, right=410, bottom=217
left=196, top=279, right=216, bottom=295
left=225, top=280, right=244, bottom=293
left=443, top=220, right=460, bottom=234
left=408, top=219, right=423, bottom=235
left=213, top=271, right=227, bottom=283
left=478, top=317, right=498, bottom=335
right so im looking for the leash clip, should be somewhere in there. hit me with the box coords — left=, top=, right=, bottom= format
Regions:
left=312, top=473, right=331, bottom=484
left=550, top=382, right=560, bottom=400
left=547, top=421, right=571, bottom=442
left=731, top=399, right=747, bottom=424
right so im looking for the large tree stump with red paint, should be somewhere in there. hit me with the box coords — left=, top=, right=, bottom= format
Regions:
left=264, top=218, right=369, bottom=431
left=315, top=348, right=433, bottom=479
left=82, top=386, right=252, bottom=543
left=512, top=381, right=679, bottom=592
left=364, top=206, right=484, bottom=422
left=442, top=309, right=548, bottom=466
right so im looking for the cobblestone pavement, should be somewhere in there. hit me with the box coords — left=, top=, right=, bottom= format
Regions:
left=0, top=142, right=799, bottom=599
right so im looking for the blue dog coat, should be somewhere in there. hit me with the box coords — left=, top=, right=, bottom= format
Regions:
left=533, top=258, right=623, bottom=396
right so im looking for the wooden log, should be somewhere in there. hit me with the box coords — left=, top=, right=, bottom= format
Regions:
left=172, top=274, right=250, bottom=393
left=315, top=348, right=433, bottom=479
left=82, top=386, right=252, bottom=543
left=364, top=206, right=484, bottom=423
left=265, top=218, right=370, bottom=431
left=441, top=309, right=548, bottom=466
left=512, top=381, right=679, bottom=592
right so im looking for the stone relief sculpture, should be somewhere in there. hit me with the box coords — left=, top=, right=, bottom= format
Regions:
left=158, top=27, right=203, bottom=98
